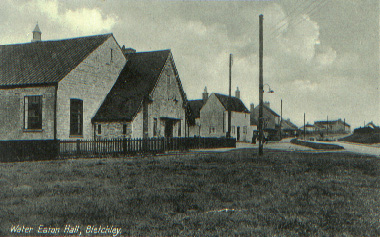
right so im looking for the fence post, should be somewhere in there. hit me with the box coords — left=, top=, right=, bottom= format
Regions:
left=76, top=139, right=80, bottom=155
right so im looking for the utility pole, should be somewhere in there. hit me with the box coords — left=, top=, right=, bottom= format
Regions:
left=280, top=99, right=282, bottom=140
left=227, top=54, right=232, bottom=138
left=258, top=14, right=264, bottom=156
left=303, top=113, right=306, bottom=140
left=327, top=115, right=329, bottom=136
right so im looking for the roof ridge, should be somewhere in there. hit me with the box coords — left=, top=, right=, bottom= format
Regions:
left=0, top=33, right=112, bottom=46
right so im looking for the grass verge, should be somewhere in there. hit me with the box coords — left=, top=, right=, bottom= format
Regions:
left=0, top=149, right=379, bottom=236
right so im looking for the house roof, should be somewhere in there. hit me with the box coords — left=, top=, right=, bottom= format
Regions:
left=315, top=119, right=350, bottom=127
left=282, top=119, right=298, bottom=130
left=188, top=100, right=204, bottom=117
left=93, top=50, right=178, bottom=122
left=0, top=34, right=112, bottom=87
left=263, top=105, right=280, bottom=117
left=365, top=122, right=380, bottom=130
left=214, top=93, right=249, bottom=113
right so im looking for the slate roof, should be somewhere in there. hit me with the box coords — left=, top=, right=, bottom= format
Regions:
left=282, top=119, right=298, bottom=130
left=93, top=50, right=175, bottom=122
left=187, top=100, right=204, bottom=125
left=263, top=105, right=280, bottom=117
left=214, top=93, right=249, bottom=113
left=0, top=34, right=112, bottom=87
left=188, top=100, right=204, bottom=118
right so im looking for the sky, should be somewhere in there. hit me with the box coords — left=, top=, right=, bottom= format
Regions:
left=0, top=0, right=379, bottom=129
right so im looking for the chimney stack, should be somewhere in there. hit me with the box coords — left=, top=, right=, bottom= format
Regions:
left=250, top=103, right=255, bottom=113
left=202, top=87, right=208, bottom=104
left=235, top=87, right=240, bottom=99
left=121, top=45, right=136, bottom=55
left=32, top=23, right=42, bottom=42
left=264, top=101, right=270, bottom=108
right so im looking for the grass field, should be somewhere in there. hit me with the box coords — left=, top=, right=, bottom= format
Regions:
left=0, top=149, right=379, bottom=236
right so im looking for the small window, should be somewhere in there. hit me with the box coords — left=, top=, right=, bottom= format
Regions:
left=123, top=124, right=127, bottom=135
left=70, top=99, right=83, bottom=136
left=24, top=95, right=42, bottom=129
left=97, top=124, right=101, bottom=135
left=110, top=48, right=113, bottom=62
left=243, top=126, right=247, bottom=134
left=153, top=118, right=157, bottom=136
left=167, top=74, right=171, bottom=85
left=209, top=126, right=216, bottom=134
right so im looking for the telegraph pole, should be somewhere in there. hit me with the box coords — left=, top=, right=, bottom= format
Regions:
left=258, top=14, right=264, bottom=156
left=327, top=115, right=329, bottom=136
left=303, top=113, right=306, bottom=140
left=280, top=99, right=282, bottom=140
left=227, top=54, right=232, bottom=138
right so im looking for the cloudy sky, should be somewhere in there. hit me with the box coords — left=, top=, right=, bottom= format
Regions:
left=0, top=0, right=378, bottom=128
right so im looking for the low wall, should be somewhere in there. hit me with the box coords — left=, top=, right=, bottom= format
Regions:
left=291, top=139, right=344, bottom=150
left=0, top=140, right=59, bottom=162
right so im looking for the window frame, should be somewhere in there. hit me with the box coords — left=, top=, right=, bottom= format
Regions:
left=24, top=95, right=43, bottom=130
left=153, top=118, right=158, bottom=137
left=70, top=99, right=83, bottom=136
left=97, top=124, right=101, bottom=135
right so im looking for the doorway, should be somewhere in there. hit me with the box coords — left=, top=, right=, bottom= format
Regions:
left=164, top=120, right=174, bottom=137
left=237, top=126, right=240, bottom=141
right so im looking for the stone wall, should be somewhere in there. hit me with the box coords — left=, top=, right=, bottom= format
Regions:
left=56, top=36, right=126, bottom=140
left=0, top=86, right=55, bottom=140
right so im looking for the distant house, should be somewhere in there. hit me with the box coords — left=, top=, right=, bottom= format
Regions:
left=0, top=26, right=127, bottom=141
left=364, top=122, right=380, bottom=131
left=92, top=50, right=188, bottom=138
left=187, top=87, right=209, bottom=137
left=281, top=118, right=298, bottom=136
left=251, top=102, right=281, bottom=139
left=314, top=119, right=350, bottom=134
left=200, top=89, right=251, bottom=142
left=299, top=123, right=317, bottom=134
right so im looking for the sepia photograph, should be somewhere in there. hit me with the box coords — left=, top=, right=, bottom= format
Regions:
left=0, top=0, right=379, bottom=235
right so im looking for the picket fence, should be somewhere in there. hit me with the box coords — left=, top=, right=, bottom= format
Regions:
left=59, top=137, right=236, bottom=157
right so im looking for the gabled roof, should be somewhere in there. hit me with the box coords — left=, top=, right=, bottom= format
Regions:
left=0, top=34, right=112, bottom=87
left=93, top=50, right=179, bottom=122
left=365, top=122, right=380, bottom=130
left=187, top=100, right=204, bottom=125
left=263, top=105, right=280, bottom=117
left=214, top=93, right=249, bottom=113
left=282, top=119, right=298, bottom=130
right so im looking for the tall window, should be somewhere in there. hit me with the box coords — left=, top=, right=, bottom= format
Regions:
left=97, top=124, right=101, bottom=135
left=70, top=99, right=83, bottom=136
left=24, top=95, right=42, bottom=129
left=178, top=121, right=181, bottom=137
left=153, top=118, right=158, bottom=137
left=123, top=124, right=127, bottom=135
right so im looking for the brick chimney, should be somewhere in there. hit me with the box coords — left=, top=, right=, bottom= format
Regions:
left=202, top=87, right=208, bottom=104
left=235, top=87, right=240, bottom=99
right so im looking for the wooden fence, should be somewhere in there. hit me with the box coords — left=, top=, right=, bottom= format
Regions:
left=59, top=137, right=236, bottom=158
